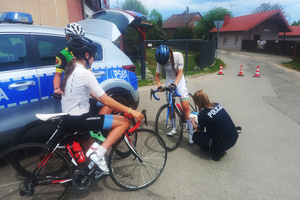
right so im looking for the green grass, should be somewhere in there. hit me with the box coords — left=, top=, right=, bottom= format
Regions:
left=281, top=61, right=300, bottom=71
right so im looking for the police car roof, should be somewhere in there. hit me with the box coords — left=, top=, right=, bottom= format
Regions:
left=0, top=23, right=65, bottom=35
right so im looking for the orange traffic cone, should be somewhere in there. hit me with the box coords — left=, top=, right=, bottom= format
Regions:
left=253, top=66, right=260, bottom=78
left=237, top=65, right=244, bottom=76
left=218, top=64, right=224, bottom=75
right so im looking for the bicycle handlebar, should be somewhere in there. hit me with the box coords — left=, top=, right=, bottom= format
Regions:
left=150, top=86, right=181, bottom=101
left=125, top=109, right=147, bottom=133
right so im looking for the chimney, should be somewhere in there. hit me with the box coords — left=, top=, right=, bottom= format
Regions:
left=224, top=15, right=230, bottom=26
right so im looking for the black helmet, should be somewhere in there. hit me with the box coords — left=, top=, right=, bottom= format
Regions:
left=68, top=37, right=97, bottom=58
left=155, top=45, right=170, bottom=65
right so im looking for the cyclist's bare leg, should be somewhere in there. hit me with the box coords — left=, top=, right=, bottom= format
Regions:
left=101, top=115, right=129, bottom=149
left=181, top=100, right=194, bottom=144
left=86, top=115, right=129, bottom=173
left=99, top=105, right=112, bottom=114
left=181, top=100, right=191, bottom=120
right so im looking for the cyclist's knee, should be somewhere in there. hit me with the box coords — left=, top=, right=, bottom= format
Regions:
left=113, top=115, right=129, bottom=127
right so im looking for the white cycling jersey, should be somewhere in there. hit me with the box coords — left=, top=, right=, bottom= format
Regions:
left=62, top=63, right=105, bottom=116
left=156, top=52, right=188, bottom=99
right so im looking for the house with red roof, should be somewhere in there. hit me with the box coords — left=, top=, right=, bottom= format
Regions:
left=163, top=12, right=202, bottom=38
left=279, top=26, right=300, bottom=41
left=209, top=10, right=292, bottom=51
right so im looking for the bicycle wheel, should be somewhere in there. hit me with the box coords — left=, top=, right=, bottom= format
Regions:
left=102, top=117, right=137, bottom=158
left=0, top=143, right=72, bottom=200
left=11, top=120, right=57, bottom=146
left=188, top=93, right=197, bottom=112
left=108, top=129, right=167, bottom=191
left=155, top=104, right=183, bottom=151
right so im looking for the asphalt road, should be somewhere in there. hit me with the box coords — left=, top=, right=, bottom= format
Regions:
left=66, top=50, right=300, bottom=200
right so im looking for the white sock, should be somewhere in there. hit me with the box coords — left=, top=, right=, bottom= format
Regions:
left=171, top=118, right=176, bottom=129
left=186, top=119, right=193, bottom=134
left=87, top=142, right=107, bottom=158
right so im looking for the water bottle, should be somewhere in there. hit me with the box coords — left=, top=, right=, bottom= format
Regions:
left=176, top=103, right=182, bottom=111
left=72, top=141, right=86, bottom=163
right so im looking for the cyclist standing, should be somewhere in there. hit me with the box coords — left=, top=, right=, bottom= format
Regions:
left=53, top=23, right=85, bottom=95
left=61, top=37, right=144, bottom=176
left=154, top=45, right=194, bottom=144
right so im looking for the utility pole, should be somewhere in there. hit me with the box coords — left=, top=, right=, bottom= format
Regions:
left=185, top=7, right=189, bottom=26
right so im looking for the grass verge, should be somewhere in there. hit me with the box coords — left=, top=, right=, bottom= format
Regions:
left=281, top=61, right=300, bottom=72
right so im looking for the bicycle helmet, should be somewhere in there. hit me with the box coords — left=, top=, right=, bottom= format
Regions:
left=155, top=45, right=170, bottom=65
left=69, top=37, right=97, bottom=56
left=64, top=23, right=85, bottom=37
left=69, top=37, right=97, bottom=68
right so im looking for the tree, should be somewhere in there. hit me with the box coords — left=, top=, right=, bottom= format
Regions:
left=195, top=7, right=232, bottom=40
left=149, top=9, right=163, bottom=28
left=122, top=0, right=148, bottom=16
left=252, top=2, right=290, bottom=22
left=292, top=20, right=300, bottom=26
left=146, top=24, right=167, bottom=40
left=174, top=26, right=194, bottom=39
left=146, top=9, right=166, bottom=40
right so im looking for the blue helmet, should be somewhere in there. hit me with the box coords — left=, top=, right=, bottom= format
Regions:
left=155, top=45, right=170, bottom=65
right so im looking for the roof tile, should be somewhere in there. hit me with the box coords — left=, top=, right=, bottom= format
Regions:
left=210, top=10, right=291, bottom=33
left=163, top=12, right=201, bottom=29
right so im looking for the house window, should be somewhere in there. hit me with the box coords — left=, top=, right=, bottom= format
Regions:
left=223, top=36, right=228, bottom=45
left=235, top=35, right=238, bottom=44
left=194, top=21, right=199, bottom=27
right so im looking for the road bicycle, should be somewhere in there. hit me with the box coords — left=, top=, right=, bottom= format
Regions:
left=0, top=109, right=167, bottom=199
left=10, top=94, right=137, bottom=155
left=151, top=86, right=197, bottom=151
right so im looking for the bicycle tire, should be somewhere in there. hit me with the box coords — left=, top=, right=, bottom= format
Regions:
left=155, top=104, right=183, bottom=151
left=188, top=93, right=197, bottom=112
left=0, top=143, right=72, bottom=200
left=11, top=120, right=57, bottom=146
left=108, top=129, right=167, bottom=191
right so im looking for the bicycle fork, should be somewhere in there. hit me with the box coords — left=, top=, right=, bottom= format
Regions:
left=166, top=101, right=181, bottom=130
left=123, top=132, right=143, bottom=163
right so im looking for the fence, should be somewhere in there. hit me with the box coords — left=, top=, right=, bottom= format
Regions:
left=144, top=39, right=215, bottom=74
left=242, top=40, right=296, bottom=57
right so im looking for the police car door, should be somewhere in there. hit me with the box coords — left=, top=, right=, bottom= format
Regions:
left=31, top=34, right=67, bottom=114
left=0, top=33, right=41, bottom=143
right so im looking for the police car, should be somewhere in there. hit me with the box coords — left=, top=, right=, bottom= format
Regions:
left=0, top=11, right=141, bottom=151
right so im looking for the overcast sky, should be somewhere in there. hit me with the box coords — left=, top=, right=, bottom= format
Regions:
left=109, top=0, right=299, bottom=24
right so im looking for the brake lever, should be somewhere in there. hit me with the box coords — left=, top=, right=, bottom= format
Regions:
left=150, top=89, right=153, bottom=100
left=141, top=109, right=147, bottom=126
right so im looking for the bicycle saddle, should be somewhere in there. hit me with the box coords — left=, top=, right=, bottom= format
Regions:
left=36, top=113, right=68, bottom=121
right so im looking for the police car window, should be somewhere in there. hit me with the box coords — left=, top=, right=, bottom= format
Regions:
left=94, top=43, right=103, bottom=61
left=0, top=35, right=27, bottom=71
left=33, top=35, right=103, bottom=65
left=33, top=35, right=67, bottom=66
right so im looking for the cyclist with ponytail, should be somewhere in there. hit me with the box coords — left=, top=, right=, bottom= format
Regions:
left=61, top=37, right=144, bottom=177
